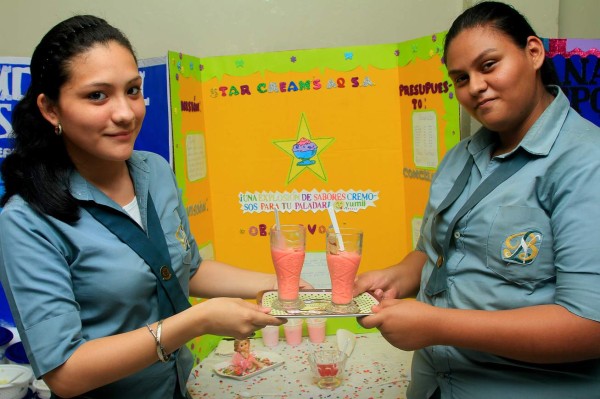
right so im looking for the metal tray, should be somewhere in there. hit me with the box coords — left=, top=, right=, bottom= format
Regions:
left=257, top=289, right=379, bottom=318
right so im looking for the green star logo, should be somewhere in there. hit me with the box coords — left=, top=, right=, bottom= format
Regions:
left=273, top=113, right=335, bottom=184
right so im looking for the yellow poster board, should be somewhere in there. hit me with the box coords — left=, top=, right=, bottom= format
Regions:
left=168, top=33, right=460, bottom=359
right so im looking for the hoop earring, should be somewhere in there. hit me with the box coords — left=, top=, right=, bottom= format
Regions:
left=54, top=123, right=62, bottom=136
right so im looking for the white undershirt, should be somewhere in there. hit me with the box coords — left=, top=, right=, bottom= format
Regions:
left=123, top=196, right=142, bottom=227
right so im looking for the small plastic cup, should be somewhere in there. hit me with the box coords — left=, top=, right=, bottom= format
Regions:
left=261, top=325, right=280, bottom=348
left=283, top=318, right=303, bottom=346
left=4, top=341, right=34, bottom=378
left=306, top=318, right=327, bottom=344
left=5, top=341, right=29, bottom=367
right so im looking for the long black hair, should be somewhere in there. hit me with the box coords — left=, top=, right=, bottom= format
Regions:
left=1, top=15, right=136, bottom=223
left=444, top=1, right=558, bottom=87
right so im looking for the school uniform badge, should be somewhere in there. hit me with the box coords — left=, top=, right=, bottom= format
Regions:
left=501, top=230, right=542, bottom=265
left=176, top=224, right=191, bottom=251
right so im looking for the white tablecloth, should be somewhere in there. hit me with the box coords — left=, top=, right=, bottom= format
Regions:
left=187, top=332, right=413, bottom=399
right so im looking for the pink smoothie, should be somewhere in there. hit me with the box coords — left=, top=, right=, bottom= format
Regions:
left=326, top=251, right=361, bottom=304
left=307, top=318, right=327, bottom=343
left=283, top=318, right=303, bottom=346
left=271, top=247, right=305, bottom=300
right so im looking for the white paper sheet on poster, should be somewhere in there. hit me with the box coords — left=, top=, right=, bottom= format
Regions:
left=239, top=189, right=379, bottom=214
left=412, top=110, right=439, bottom=169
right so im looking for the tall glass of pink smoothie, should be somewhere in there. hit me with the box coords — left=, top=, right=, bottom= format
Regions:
left=270, top=224, right=306, bottom=310
left=326, top=228, right=362, bottom=314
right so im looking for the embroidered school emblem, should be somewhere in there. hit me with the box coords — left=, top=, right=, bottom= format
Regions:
left=501, top=230, right=542, bottom=265
left=176, top=224, right=190, bottom=251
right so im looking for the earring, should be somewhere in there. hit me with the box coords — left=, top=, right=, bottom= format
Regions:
left=54, top=123, right=62, bottom=136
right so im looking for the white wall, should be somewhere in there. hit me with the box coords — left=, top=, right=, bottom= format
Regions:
left=559, top=0, right=600, bottom=38
left=3, top=0, right=598, bottom=60
left=1, top=0, right=460, bottom=59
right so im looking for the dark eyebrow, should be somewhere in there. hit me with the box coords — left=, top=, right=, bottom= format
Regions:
left=446, top=48, right=498, bottom=76
left=84, top=75, right=142, bottom=89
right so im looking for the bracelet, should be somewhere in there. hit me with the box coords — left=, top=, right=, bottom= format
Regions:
left=146, top=320, right=171, bottom=363
left=156, top=320, right=170, bottom=362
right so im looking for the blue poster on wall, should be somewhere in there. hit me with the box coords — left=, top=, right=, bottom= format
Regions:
left=0, top=57, right=30, bottom=200
left=137, top=56, right=172, bottom=163
left=544, top=38, right=600, bottom=128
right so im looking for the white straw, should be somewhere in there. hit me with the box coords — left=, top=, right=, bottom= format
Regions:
left=327, top=206, right=345, bottom=251
left=274, top=207, right=281, bottom=229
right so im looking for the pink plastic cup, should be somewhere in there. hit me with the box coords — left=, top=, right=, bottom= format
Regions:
left=283, top=318, right=303, bottom=346
left=306, top=318, right=327, bottom=343
left=261, top=325, right=280, bottom=348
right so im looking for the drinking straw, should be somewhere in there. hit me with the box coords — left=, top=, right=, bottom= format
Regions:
left=327, top=206, right=345, bottom=251
left=274, top=207, right=281, bottom=229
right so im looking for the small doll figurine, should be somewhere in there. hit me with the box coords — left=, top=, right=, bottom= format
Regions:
left=230, top=338, right=265, bottom=375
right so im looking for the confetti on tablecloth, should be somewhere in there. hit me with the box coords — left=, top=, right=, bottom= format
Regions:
left=187, top=333, right=412, bottom=399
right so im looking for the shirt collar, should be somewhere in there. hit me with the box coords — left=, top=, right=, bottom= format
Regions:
left=467, top=86, right=569, bottom=158
left=69, top=151, right=149, bottom=207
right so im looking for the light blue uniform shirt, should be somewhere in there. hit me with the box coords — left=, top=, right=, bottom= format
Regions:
left=0, top=151, right=200, bottom=398
left=412, top=88, right=600, bottom=399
